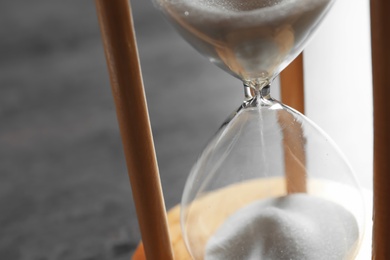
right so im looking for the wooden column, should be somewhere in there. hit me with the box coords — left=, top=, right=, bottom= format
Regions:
left=95, top=1, right=174, bottom=259
left=371, top=0, right=390, bottom=258
left=280, top=53, right=305, bottom=114
left=279, top=54, right=307, bottom=194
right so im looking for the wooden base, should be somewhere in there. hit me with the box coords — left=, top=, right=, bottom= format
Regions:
left=133, top=177, right=370, bottom=260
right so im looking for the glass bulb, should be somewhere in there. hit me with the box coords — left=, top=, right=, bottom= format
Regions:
left=153, top=0, right=335, bottom=82
left=181, top=87, right=365, bottom=259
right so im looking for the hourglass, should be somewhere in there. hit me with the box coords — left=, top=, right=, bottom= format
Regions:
left=152, top=0, right=365, bottom=259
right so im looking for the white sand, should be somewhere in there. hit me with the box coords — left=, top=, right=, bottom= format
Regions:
left=205, top=194, right=359, bottom=259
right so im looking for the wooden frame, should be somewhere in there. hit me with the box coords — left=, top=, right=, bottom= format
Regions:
left=370, top=0, right=390, bottom=258
left=95, top=0, right=174, bottom=259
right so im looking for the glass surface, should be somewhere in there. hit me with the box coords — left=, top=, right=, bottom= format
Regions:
left=152, top=0, right=365, bottom=259
left=181, top=90, right=364, bottom=259
left=154, top=0, right=334, bottom=83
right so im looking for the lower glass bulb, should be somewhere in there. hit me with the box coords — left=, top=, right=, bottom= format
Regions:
left=181, top=88, right=365, bottom=259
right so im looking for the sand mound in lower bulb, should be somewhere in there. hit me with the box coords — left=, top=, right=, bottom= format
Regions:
left=205, top=194, right=359, bottom=260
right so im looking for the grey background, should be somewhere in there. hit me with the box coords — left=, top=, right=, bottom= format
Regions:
left=0, top=1, right=247, bottom=259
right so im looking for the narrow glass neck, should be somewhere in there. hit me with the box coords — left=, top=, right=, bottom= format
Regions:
left=243, top=83, right=271, bottom=99
left=242, top=83, right=274, bottom=108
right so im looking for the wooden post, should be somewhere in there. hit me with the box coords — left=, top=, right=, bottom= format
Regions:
left=95, top=1, right=174, bottom=259
left=280, top=54, right=305, bottom=114
left=370, top=0, right=390, bottom=258
left=279, top=53, right=307, bottom=194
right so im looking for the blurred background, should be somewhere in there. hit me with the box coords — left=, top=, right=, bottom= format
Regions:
left=0, top=0, right=372, bottom=259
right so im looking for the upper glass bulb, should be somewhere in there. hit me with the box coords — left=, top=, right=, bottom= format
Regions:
left=153, top=0, right=335, bottom=83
